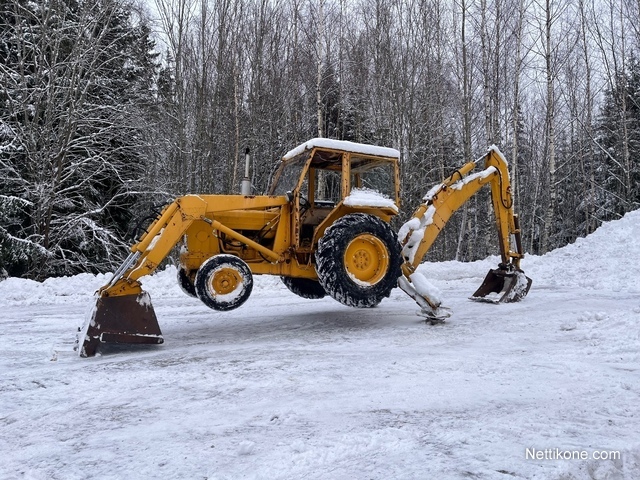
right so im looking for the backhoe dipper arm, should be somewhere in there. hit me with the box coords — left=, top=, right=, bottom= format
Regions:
left=397, top=146, right=531, bottom=320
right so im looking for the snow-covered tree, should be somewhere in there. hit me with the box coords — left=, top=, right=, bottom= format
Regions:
left=596, top=57, right=640, bottom=220
left=0, top=0, right=158, bottom=279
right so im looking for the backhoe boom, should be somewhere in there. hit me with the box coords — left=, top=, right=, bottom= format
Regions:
left=397, top=146, right=532, bottom=320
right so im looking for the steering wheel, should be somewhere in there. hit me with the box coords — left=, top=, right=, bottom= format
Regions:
left=299, top=194, right=311, bottom=210
left=298, top=195, right=312, bottom=216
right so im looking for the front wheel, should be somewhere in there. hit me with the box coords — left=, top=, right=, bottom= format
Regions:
left=195, top=254, right=253, bottom=311
left=315, top=213, right=402, bottom=308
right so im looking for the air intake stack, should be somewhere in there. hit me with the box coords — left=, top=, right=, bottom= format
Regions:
left=241, top=147, right=251, bottom=195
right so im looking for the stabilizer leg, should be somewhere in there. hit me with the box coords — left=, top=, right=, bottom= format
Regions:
left=398, top=273, right=452, bottom=323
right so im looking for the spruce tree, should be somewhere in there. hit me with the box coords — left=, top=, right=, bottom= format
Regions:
left=0, top=0, right=159, bottom=279
left=596, top=58, right=640, bottom=222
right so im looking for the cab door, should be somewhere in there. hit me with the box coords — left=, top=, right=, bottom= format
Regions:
left=293, top=151, right=345, bottom=251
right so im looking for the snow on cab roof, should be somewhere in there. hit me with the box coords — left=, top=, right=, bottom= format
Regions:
left=283, top=138, right=400, bottom=161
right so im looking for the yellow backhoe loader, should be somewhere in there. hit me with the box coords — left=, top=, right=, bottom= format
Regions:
left=77, top=139, right=531, bottom=357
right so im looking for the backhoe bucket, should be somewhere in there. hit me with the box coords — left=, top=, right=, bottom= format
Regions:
left=471, top=268, right=532, bottom=304
left=77, top=291, right=163, bottom=357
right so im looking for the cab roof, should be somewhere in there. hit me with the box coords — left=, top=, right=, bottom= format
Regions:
left=283, top=138, right=400, bottom=161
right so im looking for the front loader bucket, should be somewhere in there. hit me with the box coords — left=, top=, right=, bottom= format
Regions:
left=77, top=291, right=163, bottom=357
left=471, top=268, right=532, bottom=304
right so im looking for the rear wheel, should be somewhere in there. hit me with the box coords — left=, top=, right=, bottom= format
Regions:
left=281, top=276, right=326, bottom=299
left=315, top=213, right=402, bottom=308
left=195, top=254, right=253, bottom=311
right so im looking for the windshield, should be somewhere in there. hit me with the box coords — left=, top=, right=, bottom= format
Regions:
left=268, top=153, right=308, bottom=195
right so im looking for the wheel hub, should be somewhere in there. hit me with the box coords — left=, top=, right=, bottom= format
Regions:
left=344, top=234, right=389, bottom=285
left=210, top=267, right=241, bottom=295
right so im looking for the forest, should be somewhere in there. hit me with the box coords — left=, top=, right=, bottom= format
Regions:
left=1, top=0, right=639, bottom=280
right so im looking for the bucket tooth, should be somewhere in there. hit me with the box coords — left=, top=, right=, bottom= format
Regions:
left=77, top=291, right=163, bottom=357
left=471, top=268, right=532, bottom=304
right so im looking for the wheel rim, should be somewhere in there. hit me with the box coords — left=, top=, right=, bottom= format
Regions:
left=209, top=267, right=242, bottom=295
left=344, top=234, right=389, bottom=285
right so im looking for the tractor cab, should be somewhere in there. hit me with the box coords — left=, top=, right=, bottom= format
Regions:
left=268, top=138, right=401, bottom=251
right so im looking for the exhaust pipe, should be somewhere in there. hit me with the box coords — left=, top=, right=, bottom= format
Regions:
left=241, top=147, right=252, bottom=195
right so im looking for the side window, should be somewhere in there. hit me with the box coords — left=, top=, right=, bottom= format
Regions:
left=350, top=158, right=396, bottom=201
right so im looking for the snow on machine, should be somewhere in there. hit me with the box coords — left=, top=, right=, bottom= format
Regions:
left=77, top=138, right=531, bottom=357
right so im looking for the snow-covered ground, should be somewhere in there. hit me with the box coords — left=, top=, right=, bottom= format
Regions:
left=1, top=211, right=640, bottom=480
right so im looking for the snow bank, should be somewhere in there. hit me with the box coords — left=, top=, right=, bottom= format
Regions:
left=411, top=208, right=640, bottom=295
left=525, top=209, right=640, bottom=293
left=0, top=273, right=109, bottom=306
left=0, top=265, right=286, bottom=306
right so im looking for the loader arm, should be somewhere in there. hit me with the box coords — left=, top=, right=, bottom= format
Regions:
left=100, top=195, right=209, bottom=297
left=397, top=146, right=531, bottom=320
left=77, top=195, right=209, bottom=357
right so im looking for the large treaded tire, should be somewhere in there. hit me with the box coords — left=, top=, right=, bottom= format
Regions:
left=195, top=254, right=253, bottom=311
left=281, top=276, right=326, bottom=299
left=315, top=213, right=402, bottom=308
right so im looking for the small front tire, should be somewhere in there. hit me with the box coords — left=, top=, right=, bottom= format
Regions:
left=177, top=267, right=197, bottom=298
left=195, top=254, right=253, bottom=311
